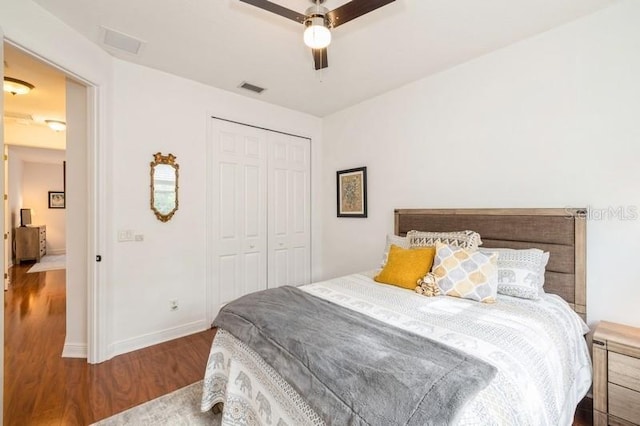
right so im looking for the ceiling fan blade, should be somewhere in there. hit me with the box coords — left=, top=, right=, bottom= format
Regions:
left=239, top=0, right=305, bottom=24
left=327, top=0, right=396, bottom=28
left=312, top=48, right=328, bottom=70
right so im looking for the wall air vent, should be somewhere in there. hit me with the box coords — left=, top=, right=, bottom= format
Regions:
left=101, top=27, right=145, bottom=55
left=238, top=81, right=266, bottom=94
left=4, top=111, right=34, bottom=121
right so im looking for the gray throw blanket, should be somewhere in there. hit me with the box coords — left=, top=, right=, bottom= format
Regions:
left=213, top=286, right=497, bottom=425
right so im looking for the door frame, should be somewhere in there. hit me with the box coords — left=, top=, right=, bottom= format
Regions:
left=4, top=145, right=9, bottom=291
left=1, top=25, right=5, bottom=419
left=2, top=38, right=106, bottom=363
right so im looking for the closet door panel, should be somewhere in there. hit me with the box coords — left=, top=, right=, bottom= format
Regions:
left=273, top=248, right=289, bottom=288
left=219, top=163, right=237, bottom=240
left=292, top=170, right=306, bottom=233
left=244, top=251, right=262, bottom=295
left=218, top=255, right=238, bottom=306
left=272, top=168, right=288, bottom=237
left=217, top=160, right=242, bottom=306
left=243, top=161, right=263, bottom=296
left=292, top=246, right=307, bottom=286
left=244, top=164, right=261, bottom=240
left=212, top=121, right=267, bottom=310
left=268, top=133, right=311, bottom=288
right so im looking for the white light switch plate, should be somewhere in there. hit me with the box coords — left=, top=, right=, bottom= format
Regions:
left=118, top=230, right=134, bottom=242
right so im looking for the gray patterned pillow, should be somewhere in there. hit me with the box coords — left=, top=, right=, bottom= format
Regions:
left=407, top=230, right=482, bottom=250
left=479, top=248, right=550, bottom=300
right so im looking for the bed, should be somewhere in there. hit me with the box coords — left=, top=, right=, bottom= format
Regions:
left=201, top=208, right=591, bottom=425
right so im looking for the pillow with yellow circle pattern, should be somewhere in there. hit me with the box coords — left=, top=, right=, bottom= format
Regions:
left=432, top=242, right=498, bottom=303
left=374, top=245, right=436, bottom=290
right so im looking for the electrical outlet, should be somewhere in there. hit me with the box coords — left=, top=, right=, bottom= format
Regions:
left=169, top=299, right=179, bottom=311
left=134, top=234, right=144, bottom=242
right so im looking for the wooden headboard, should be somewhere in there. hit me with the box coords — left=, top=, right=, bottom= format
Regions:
left=395, top=208, right=586, bottom=318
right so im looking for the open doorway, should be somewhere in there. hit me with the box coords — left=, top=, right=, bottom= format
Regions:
left=3, top=41, right=90, bottom=359
left=4, top=42, right=67, bottom=283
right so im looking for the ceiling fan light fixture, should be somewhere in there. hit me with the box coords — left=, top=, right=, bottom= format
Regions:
left=3, top=77, right=35, bottom=95
left=304, top=16, right=331, bottom=49
left=240, top=0, right=396, bottom=70
left=45, top=120, right=66, bottom=132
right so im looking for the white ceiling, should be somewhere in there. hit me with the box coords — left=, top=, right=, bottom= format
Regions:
left=30, top=0, right=616, bottom=117
left=3, top=43, right=67, bottom=150
left=8, top=145, right=66, bottom=165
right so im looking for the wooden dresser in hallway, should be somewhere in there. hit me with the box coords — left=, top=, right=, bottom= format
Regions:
left=14, top=225, right=46, bottom=264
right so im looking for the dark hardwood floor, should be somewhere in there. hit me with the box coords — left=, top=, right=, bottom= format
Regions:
left=574, top=397, right=593, bottom=426
left=4, top=261, right=593, bottom=425
left=4, top=262, right=216, bottom=426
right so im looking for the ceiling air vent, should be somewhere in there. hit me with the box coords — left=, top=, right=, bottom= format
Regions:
left=101, top=27, right=144, bottom=55
left=239, top=81, right=266, bottom=94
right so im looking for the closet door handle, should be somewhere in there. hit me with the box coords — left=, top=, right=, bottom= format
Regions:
left=249, top=244, right=255, bottom=249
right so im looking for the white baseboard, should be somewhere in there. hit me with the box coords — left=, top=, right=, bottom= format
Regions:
left=62, top=343, right=88, bottom=358
left=109, top=320, right=209, bottom=358
left=48, top=249, right=66, bottom=255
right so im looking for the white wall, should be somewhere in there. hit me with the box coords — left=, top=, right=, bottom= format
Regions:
left=322, top=0, right=640, bottom=329
left=21, top=161, right=66, bottom=253
left=109, top=60, right=322, bottom=355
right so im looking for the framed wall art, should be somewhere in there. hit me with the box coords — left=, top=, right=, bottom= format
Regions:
left=48, top=191, right=65, bottom=209
left=336, top=166, right=367, bottom=218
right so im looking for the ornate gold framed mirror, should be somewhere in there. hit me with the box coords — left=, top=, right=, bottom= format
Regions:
left=150, top=152, right=179, bottom=222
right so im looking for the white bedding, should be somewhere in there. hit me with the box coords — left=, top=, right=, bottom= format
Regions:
left=201, top=272, right=592, bottom=425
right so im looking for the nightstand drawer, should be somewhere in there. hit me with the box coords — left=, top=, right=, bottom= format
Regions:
left=609, top=383, right=640, bottom=424
left=610, top=352, right=640, bottom=392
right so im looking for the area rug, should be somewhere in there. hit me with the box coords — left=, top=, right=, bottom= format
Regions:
left=26, top=254, right=66, bottom=273
left=91, top=380, right=220, bottom=426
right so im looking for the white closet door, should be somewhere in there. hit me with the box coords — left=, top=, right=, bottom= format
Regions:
left=267, top=132, right=311, bottom=288
left=211, top=120, right=267, bottom=309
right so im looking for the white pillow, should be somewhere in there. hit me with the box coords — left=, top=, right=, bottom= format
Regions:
left=479, top=247, right=550, bottom=300
left=380, top=234, right=410, bottom=267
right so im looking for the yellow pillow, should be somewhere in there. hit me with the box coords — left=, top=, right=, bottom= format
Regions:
left=374, top=245, right=436, bottom=290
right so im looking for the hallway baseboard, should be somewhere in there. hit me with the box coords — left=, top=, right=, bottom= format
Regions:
left=62, top=342, right=87, bottom=358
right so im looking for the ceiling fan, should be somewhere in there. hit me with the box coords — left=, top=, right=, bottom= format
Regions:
left=239, top=0, right=396, bottom=70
